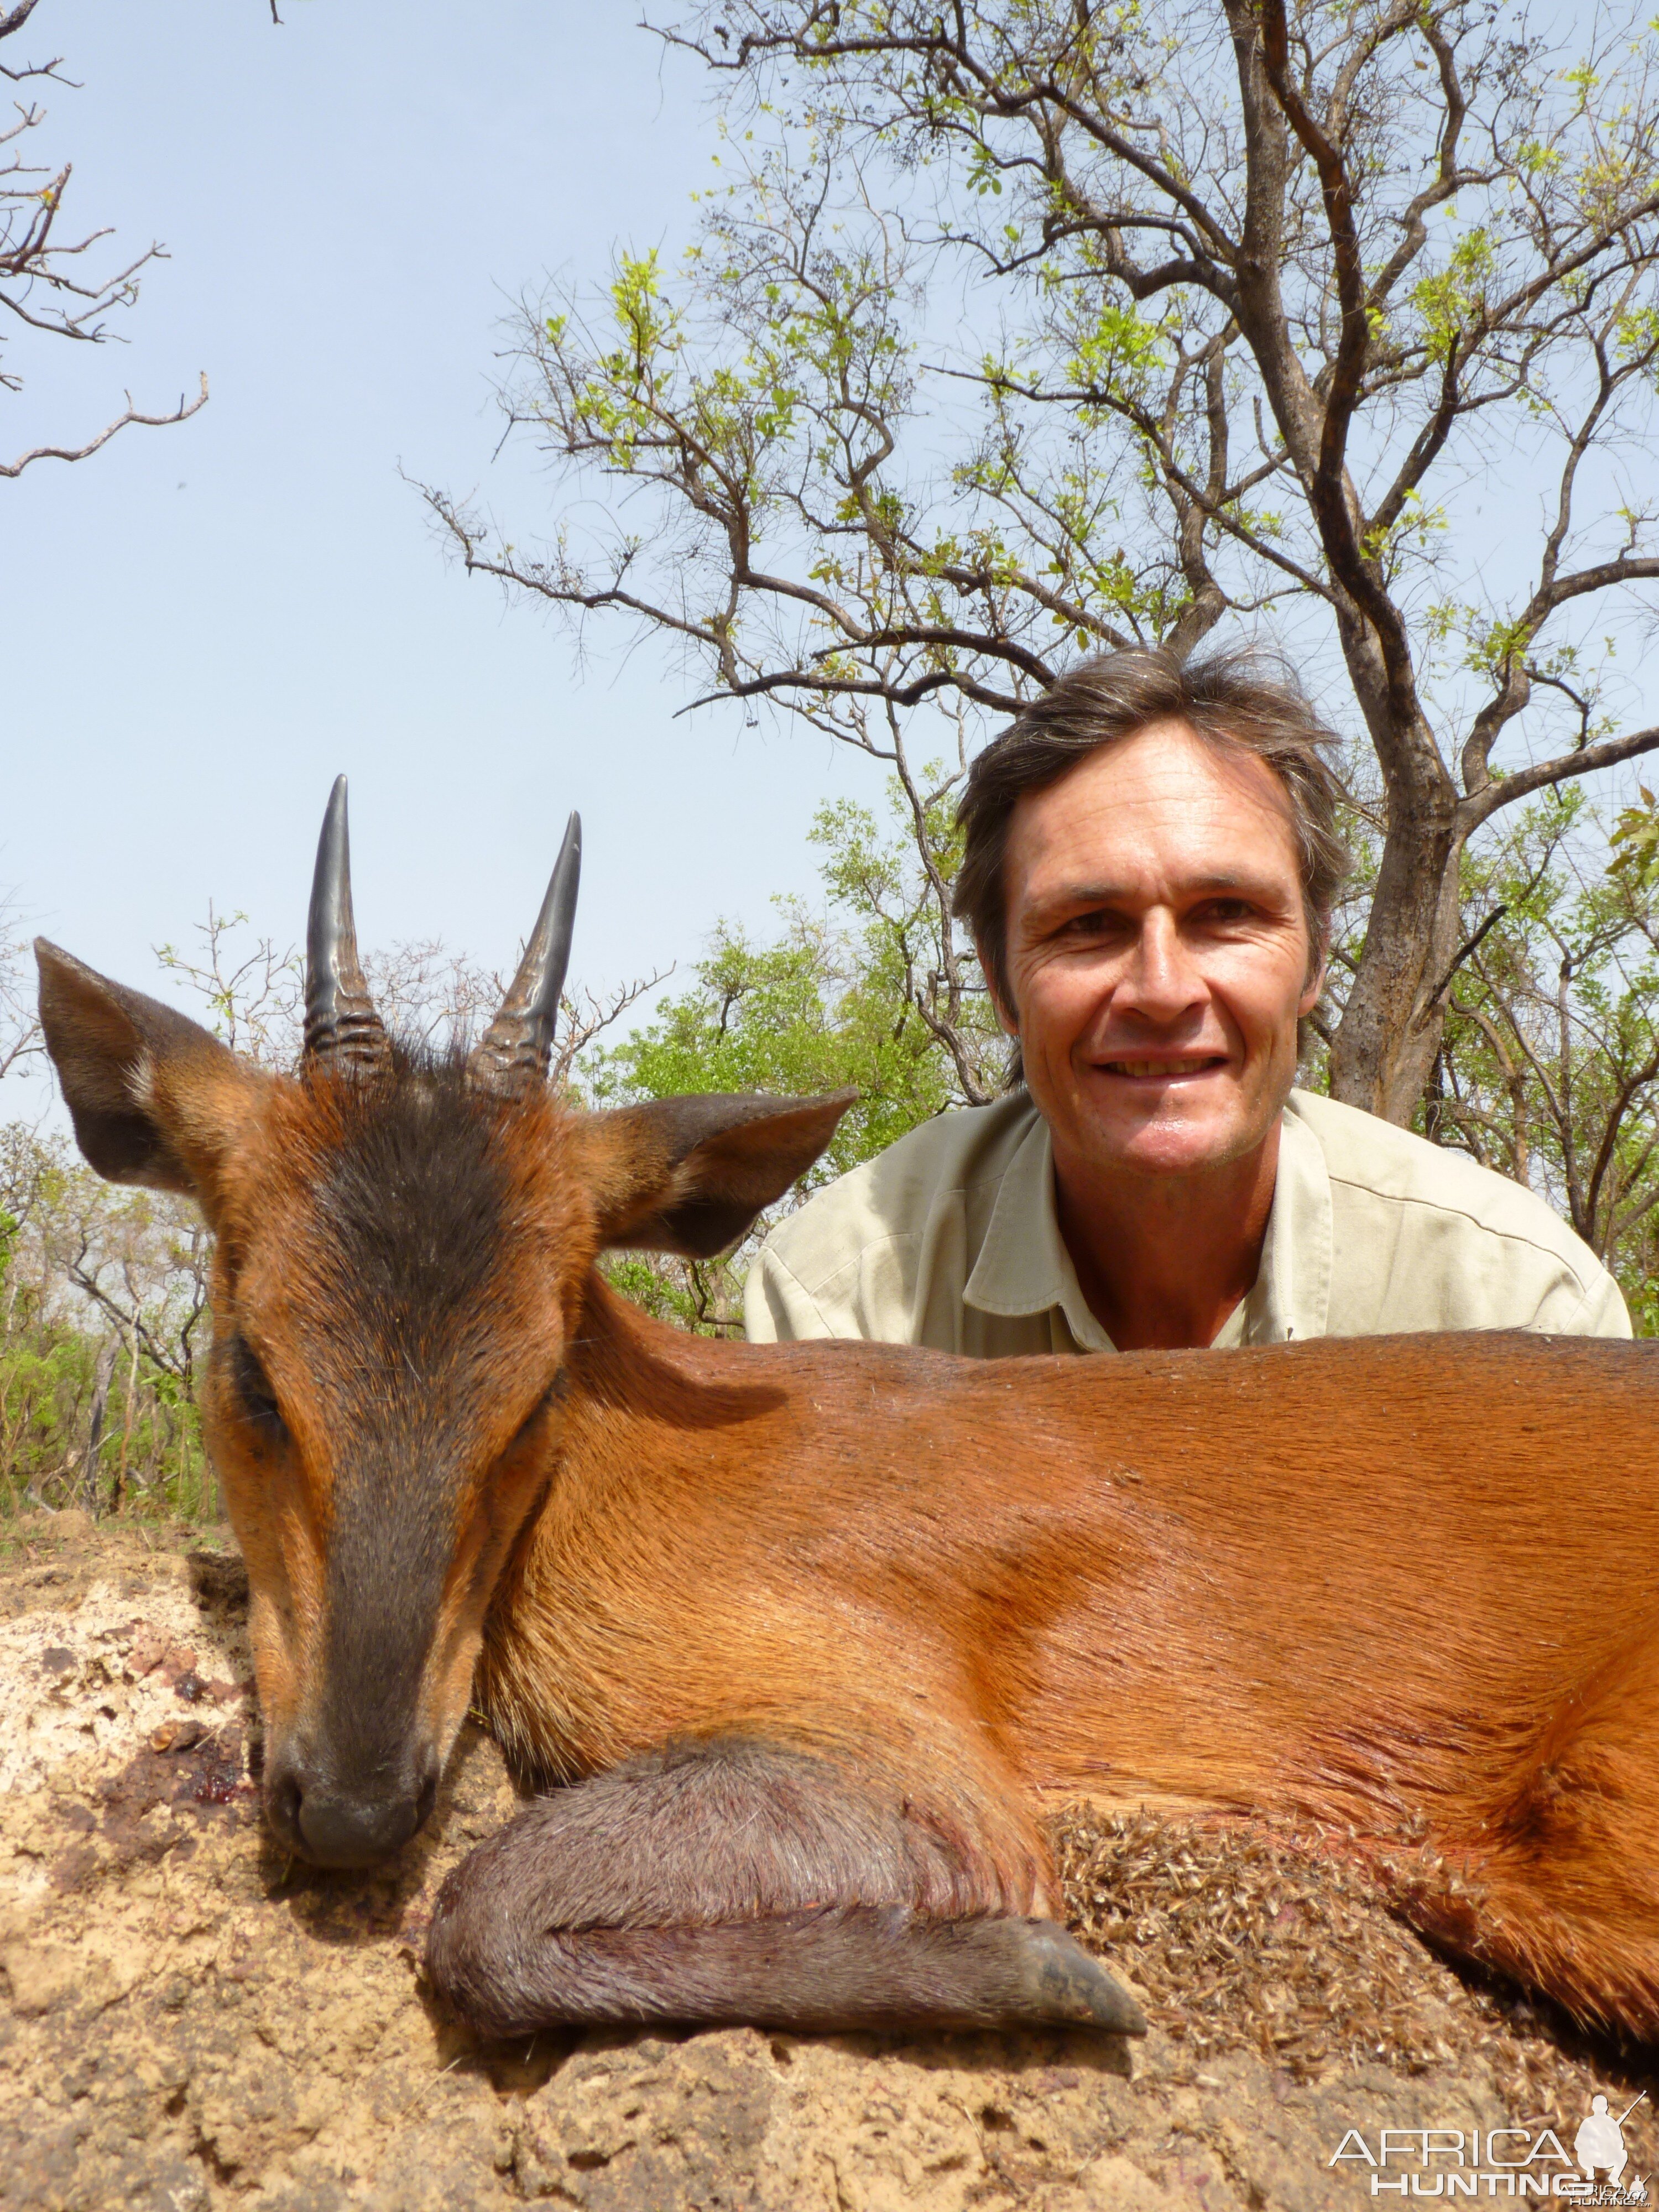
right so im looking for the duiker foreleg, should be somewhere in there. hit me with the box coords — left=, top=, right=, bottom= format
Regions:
left=426, top=1739, right=1145, bottom=2038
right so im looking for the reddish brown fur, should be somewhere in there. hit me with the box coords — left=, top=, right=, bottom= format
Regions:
left=34, top=935, right=1659, bottom=2035
left=482, top=1280, right=1659, bottom=2029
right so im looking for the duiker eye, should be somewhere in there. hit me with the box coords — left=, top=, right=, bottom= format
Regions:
left=231, top=1337, right=288, bottom=1441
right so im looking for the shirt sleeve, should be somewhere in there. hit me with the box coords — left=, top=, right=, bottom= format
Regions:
left=743, top=1245, right=839, bottom=1343
left=1552, top=1265, right=1634, bottom=1340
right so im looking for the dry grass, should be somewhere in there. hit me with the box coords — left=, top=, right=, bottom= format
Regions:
left=1053, top=1802, right=1659, bottom=2155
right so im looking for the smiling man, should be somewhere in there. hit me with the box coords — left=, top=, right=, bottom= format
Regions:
left=745, top=649, right=1630, bottom=1355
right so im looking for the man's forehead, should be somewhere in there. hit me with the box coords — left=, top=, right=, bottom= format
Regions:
left=1030, top=864, right=1291, bottom=914
left=1005, top=722, right=1300, bottom=893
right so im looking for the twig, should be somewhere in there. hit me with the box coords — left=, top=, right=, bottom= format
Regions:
left=0, top=372, right=207, bottom=478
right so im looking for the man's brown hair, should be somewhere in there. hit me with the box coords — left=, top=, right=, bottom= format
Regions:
left=953, top=646, right=1351, bottom=1019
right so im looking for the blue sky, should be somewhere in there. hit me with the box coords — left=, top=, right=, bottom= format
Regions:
left=3, top=0, right=882, bottom=1106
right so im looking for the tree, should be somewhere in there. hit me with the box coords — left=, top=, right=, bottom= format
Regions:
left=2, top=0, right=206, bottom=479
left=0, top=1121, right=217, bottom=1517
left=0, top=895, right=675, bottom=1512
left=1414, top=787, right=1659, bottom=1293
left=426, top=0, right=1659, bottom=1126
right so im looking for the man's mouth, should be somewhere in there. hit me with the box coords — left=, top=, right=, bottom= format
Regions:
left=1099, top=1055, right=1227, bottom=1078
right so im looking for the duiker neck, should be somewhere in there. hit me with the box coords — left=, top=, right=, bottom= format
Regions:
left=564, top=1269, right=790, bottom=1428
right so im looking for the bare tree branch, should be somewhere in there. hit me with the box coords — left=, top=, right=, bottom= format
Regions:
left=0, top=370, right=206, bottom=476
left=2, top=3, right=212, bottom=475
left=1464, top=726, right=1659, bottom=830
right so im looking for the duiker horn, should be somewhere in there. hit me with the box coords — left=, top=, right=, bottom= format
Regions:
left=469, top=813, right=582, bottom=1096
left=302, top=776, right=392, bottom=1074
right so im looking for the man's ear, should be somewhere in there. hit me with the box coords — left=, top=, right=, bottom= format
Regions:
left=1299, top=933, right=1330, bottom=1018
left=581, top=1091, right=858, bottom=1258
left=36, top=940, right=268, bottom=1201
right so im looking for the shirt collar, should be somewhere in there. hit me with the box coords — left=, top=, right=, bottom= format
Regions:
left=961, top=1089, right=1333, bottom=1350
left=962, top=1107, right=1115, bottom=1349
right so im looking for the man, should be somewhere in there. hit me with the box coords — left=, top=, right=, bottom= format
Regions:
left=745, top=649, right=1630, bottom=1354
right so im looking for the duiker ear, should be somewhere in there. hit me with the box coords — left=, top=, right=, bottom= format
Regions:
left=584, top=1091, right=858, bottom=1258
left=36, top=940, right=266, bottom=1198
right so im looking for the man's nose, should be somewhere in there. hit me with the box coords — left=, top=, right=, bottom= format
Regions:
left=1115, top=911, right=1206, bottom=1021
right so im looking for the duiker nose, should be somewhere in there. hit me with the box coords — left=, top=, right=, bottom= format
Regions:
left=298, top=1784, right=426, bottom=1867
left=271, top=1751, right=439, bottom=1869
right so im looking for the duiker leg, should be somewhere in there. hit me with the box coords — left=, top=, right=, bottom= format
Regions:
left=426, top=1739, right=1145, bottom=2038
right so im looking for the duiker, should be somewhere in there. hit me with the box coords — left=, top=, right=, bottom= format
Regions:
left=36, top=784, right=1659, bottom=2041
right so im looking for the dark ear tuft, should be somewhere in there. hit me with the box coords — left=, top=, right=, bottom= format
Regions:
left=35, top=939, right=254, bottom=1196
left=587, top=1091, right=858, bottom=1258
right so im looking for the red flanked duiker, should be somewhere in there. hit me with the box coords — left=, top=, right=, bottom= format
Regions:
left=35, top=782, right=1659, bottom=2043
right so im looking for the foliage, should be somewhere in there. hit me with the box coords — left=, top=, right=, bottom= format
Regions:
left=1300, top=775, right=1659, bottom=1319
left=10, top=780, right=1659, bottom=1519
left=1, top=810, right=995, bottom=1496
left=590, top=778, right=1659, bottom=1336
left=0, top=1123, right=215, bottom=1519
left=0, top=906, right=508, bottom=1521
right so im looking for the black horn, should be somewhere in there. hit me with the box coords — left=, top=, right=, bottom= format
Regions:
left=469, top=813, right=581, bottom=1096
left=302, top=776, right=392, bottom=1074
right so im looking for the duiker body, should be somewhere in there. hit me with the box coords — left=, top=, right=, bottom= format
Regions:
left=37, top=786, right=1659, bottom=2042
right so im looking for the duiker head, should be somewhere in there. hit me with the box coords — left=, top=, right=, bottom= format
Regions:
left=37, top=784, right=850, bottom=1869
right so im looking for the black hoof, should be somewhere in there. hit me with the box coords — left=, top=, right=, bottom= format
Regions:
left=1016, top=1921, right=1147, bottom=2035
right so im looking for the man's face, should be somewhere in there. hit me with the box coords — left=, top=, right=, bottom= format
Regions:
left=995, top=719, right=1322, bottom=1181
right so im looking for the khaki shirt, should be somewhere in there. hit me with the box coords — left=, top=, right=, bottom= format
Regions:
left=744, top=1088, right=1632, bottom=1353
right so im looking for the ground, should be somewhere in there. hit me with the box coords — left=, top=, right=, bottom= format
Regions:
left=0, top=1511, right=1655, bottom=2211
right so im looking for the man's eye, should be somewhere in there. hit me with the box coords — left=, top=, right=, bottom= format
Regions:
left=230, top=1337, right=287, bottom=1439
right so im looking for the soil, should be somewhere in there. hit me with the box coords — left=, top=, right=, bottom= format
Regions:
left=1, top=1510, right=1656, bottom=2211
